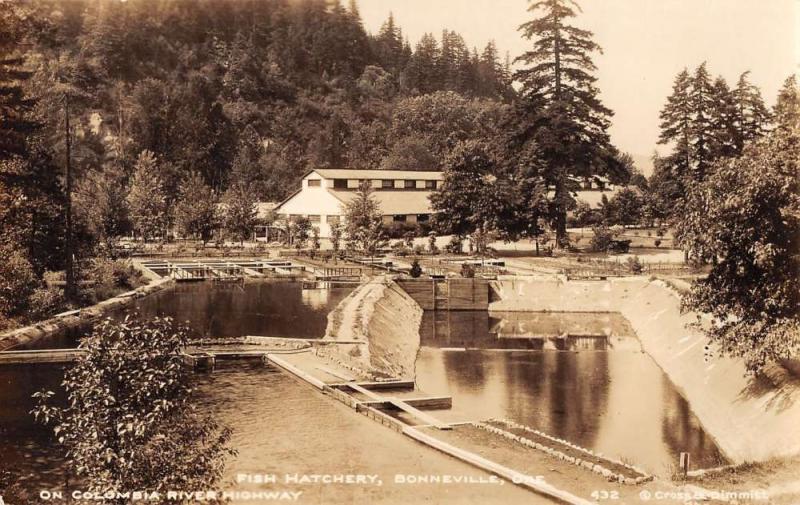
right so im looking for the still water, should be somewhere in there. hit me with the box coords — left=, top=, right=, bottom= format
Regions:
left=18, top=281, right=352, bottom=349
left=0, top=363, right=539, bottom=504
left=415, top=311, right=727, bottom=475
left=0, top=282, right=726, bottom=502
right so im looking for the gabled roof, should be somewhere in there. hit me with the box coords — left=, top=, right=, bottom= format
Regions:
left=309, top=169, right=443, bottom=180
left=328, top=189, right=435, bottom=215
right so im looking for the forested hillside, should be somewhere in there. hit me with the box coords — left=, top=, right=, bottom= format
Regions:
left=11, top=0, right=515, bottom=197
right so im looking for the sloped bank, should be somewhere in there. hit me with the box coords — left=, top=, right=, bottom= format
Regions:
left=490, top=275, right=800, bottom=464
left=0, top=277, right=175, bottom=351
left=321, top=276, right=422, bottom=380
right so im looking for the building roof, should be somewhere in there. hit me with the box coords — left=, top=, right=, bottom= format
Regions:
left=255, top=201, right=279, bottom=219
left=574, top=188, right=623, bottom=208
left=310, top=169, right=443, bottom=180
left=328, top=189, right=435, bottom=215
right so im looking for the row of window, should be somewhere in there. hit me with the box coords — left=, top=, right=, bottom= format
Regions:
left=307, top=179, right=439, bottom=190
left=285, top=214, right=430, bottom=224
left=288, top=214, right=337, bottom=224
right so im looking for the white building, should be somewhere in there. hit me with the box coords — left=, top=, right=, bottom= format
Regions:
left=274, top=169, right=444, bottom=238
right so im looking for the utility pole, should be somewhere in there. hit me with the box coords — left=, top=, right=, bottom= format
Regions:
left=64, top=92, right=76, bottom=303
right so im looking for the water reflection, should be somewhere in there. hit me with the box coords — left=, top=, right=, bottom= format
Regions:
left=17, top=282, right=352, bottom=350
left=128, top=281, right=351, bottom=339
left=414, top=311, right=727, bottom=476
left=0, top=363, right=542, bottom=504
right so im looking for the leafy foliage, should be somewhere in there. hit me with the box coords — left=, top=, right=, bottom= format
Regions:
left=174, top=172, right=219, bottom=244
left=344, top=182, right=386, bottom=256
left=675, top=123, right=800, bottom=372
left=33, top=316, right=236, bottom=498
left=127, top=150, right=168, bottom=241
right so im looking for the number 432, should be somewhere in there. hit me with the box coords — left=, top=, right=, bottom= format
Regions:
left=591, top=490, right=620, bottom=500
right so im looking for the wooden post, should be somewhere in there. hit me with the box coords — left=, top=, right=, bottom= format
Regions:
left=679, top=452, right=690, bottom=478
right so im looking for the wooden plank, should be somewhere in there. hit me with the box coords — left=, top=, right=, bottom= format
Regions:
left=332, top=380, right=415, bottom=390
left=265, top=353, right=326, bottom=390
left=389, top=398, right=451, bottom=430
left=361, top=396, right=452, bottom=409
left=0, top=348, right=86, bottom=364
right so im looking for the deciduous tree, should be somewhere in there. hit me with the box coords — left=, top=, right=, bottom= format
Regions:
left=675, top=125, right=799, bottom=372
left=34, top=316, right=235, bottom=498
left=127, top=150, right=168, bottom=242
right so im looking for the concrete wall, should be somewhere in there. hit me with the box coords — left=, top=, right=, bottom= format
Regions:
left=0, top=277, right=175, bottom=351
left=323, top=277, right=423, bottom=379
left=488, top=276, right=800, bottom=464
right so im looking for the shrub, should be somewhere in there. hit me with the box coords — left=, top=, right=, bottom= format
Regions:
left=461, top=263, right=476, bottom=278
left=654, top=239, right=662, bottom=248
left=626, top=255, right=644, bottom=274
left=82, top=259, right=146, bottom=304
left=33, top=316, right=235, bottom=497
left=590, top=226, right=615, bottom=252
left=409, top=260, right=423, bottom=278
left=412, top=244, right=425, bottom=255
left=445, top=236, right=463, bottom=254
left=28, top=285, right=66, bottom=320
left=0, top=245, right=38, bottom=320
left=391, top=241, right=411, bottom=257
left=383, top=221, right=420, bottom=239
left=427, top=232, right=439, bottom=254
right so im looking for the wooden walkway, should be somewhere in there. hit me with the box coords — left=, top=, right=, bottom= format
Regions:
left=139, top=259, right=308, bottom=282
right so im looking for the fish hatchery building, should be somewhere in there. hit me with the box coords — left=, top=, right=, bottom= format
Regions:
left=274, top=169, right=443, bottom=238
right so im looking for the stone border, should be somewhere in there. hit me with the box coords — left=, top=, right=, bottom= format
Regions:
left=0, top=277, right=175, bottom=351
left=476, top=419, right=653, bottom=485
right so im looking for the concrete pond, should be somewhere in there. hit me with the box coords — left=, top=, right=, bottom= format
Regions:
left=1, top=274, right=795, bottom=503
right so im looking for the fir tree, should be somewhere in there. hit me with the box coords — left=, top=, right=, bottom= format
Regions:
left=403, top=33, right=440, bottom=94
left=709, top=76, right=738, bottom=159
left=688, top=62, right=717, bottom=181
left=374, top=13, right=406, bottom=75
left=773, top=74, right=798, bottom=131
left=658, top=68, right=693, bottom=169
left=732, top=71, right=771, bottom=152
left=512, top=0, right=620, bottom=244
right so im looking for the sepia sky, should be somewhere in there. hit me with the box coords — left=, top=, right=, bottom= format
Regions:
left=359, top=0, right=798, bottom=173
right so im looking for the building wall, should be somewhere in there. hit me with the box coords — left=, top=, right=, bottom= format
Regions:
left=276, top=171, right=440, bottom=238
left=276, top=185, right=344, bottom=238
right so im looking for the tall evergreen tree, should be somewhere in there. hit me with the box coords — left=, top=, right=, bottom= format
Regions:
left=658, top=68, right=693, bottom=170
left=512, top=0, right=620, bottom=244
left=709, top=75, right=738, bottom=159
left=732, top=71, right=771, bottom=152
left=374, top=13, right=406, bottom=76
left=687, top=62, right=717, bottom=181
left=773, top=74, right=798, bottom=131
left=403, top=33, right=440, bottom=94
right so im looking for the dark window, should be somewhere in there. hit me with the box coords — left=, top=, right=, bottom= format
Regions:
left=404, top=180, right=415, bottom=189
left=307, top=179, right=321, bottom=187
left=333, top=179, right=347, bottom=189
left=425, top=180, right=437, bottom=190
left=382, top=179, right=394, bottom=189
left=393, top=215, right=407, bottom=222
left=327, top=215, right=340, bottom=225
left=417, top=214, right=430, bottom=222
